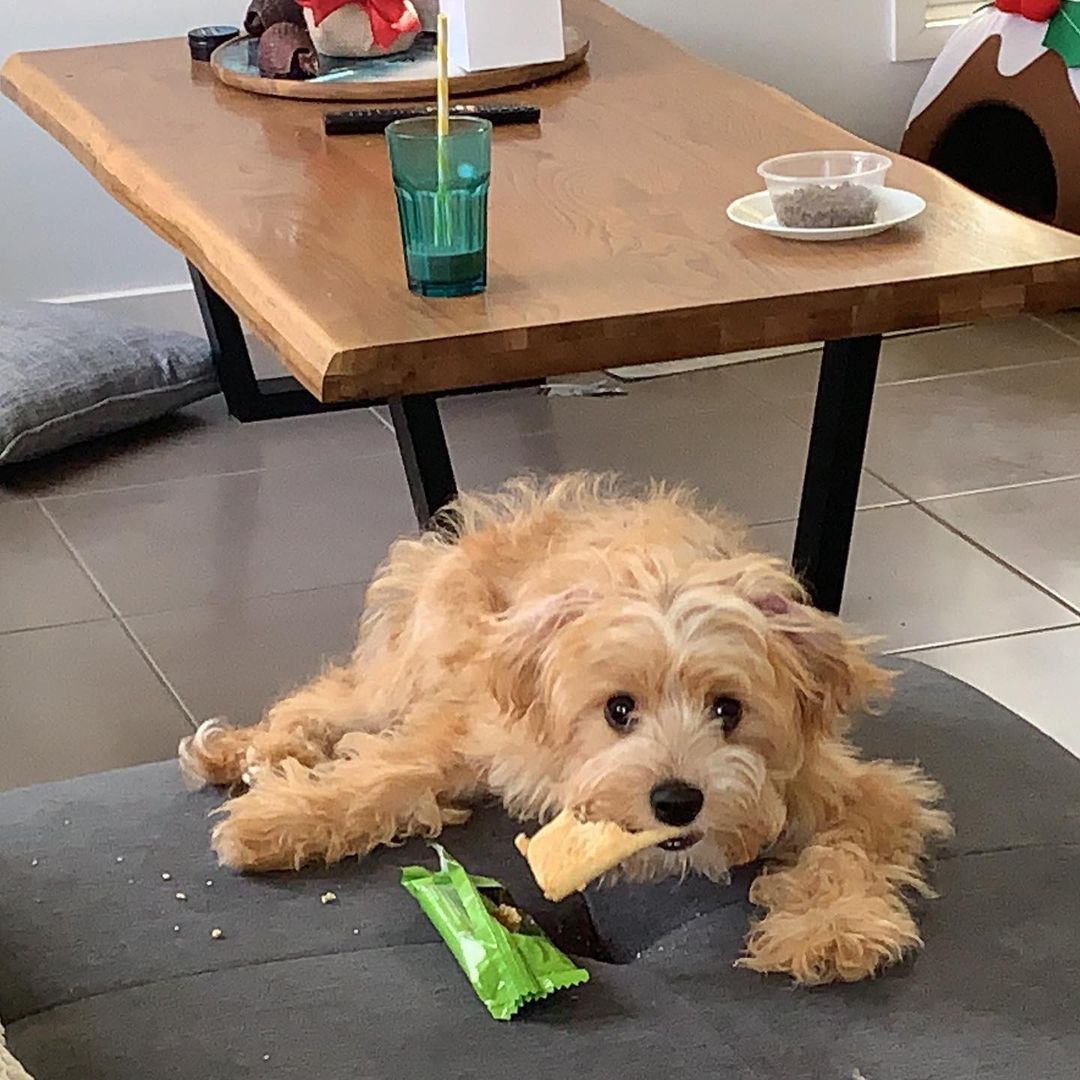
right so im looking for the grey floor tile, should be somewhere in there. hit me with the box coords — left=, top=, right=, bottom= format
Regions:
left=914, top=626, right=1080, bottom=758
left=127, top=584, right=366, bottom=726
left=1041, top=311, right=1080, bottom=345
left=875, top=317, right=1080, bottom=383
left=729, top=318, right=1077, bottom=405
left=749, top=504, right=1072, bottom=652
left=0, top=502, right=108, bottom=633
left=438, top=366, right=832, bottom=455
left=927, top=478, right=1080, bottom=610
left=0, top=621, right=191, bottom=791
left=45, top=458, right=416, bottom=617
left=3, top=398, right=394, bottom=499
left=863, top=358, right=1080, bottom=499
left=446, top=387, right=899, bottom=526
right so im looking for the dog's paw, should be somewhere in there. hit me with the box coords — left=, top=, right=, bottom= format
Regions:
left=737, top=844, right=922, bottom=984
left=211, top=762, right=332, bottom=872
left=212, top=795, right=304, bottom=872
left=179, top=719, right=249, bottom=789
left=737, top=896, right=920, bottom=984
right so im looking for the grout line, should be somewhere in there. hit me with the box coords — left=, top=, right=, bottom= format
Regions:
left=888, top=488, right=1080, bottom=618
left=0, top=614, right=116, bottom=639
left=1030, top=312, right=1080, bottom=348
left=115, top=615, right=199, bottom=728
left=874, top=351, right=1080, bottom=391
left=860, top=467, right=914, bottom=508
left=371, top=406, right=394, bottom=434
left=29, top=436, right=400, bottom=504
left=31, top=464, right=274, bottom=501
left=117, top=578, right=371, bottom=624
left=884, top=620, right=1080, bottom=657
left=34, top=499, right=198, bottom=727
left=748, top=489, right=911, bottom=532
left=749, top=331, right=1080, bottom=417
left=916, top=471, right=1080, bottom=504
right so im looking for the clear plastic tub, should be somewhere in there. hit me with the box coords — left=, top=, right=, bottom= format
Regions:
left=757, top=151, right=892, bottom=229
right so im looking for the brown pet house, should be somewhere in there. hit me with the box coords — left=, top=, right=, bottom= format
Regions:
left=902, top=10, right=1080, bottom=232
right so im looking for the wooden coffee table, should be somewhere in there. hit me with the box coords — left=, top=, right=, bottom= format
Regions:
left=6, top=0, right=1080, bottom=612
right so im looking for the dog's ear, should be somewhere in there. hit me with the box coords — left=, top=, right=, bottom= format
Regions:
left=488, top=587, right=594, bottom=717
left=724, top=556, right=891, bottom=738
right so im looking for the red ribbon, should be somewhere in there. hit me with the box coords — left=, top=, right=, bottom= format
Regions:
left=299, top=0, right=421, bottom=48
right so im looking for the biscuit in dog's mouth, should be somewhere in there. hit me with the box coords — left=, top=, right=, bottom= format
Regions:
left=657, top=832, right=701, bottom=852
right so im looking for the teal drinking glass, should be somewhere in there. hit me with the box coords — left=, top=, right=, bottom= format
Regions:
left=385, top=116, right=492, bottom=298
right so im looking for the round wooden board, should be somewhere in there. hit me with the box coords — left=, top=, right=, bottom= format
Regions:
left=211, top=26, right=588, bottom=102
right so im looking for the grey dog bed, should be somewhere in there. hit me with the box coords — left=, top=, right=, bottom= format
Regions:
left=2, top=660, right=1078, bottom=1079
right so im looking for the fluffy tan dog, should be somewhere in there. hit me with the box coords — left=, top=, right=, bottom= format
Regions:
left=180, top=474, right=951, bottom=985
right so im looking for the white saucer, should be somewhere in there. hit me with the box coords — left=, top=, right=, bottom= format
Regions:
left=726, top=187, right=926, bottom=242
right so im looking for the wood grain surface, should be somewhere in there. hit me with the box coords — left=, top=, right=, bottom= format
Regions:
left=5, top=0, right=1080, bottom=403
left=211, top=27, right=589, bottom=102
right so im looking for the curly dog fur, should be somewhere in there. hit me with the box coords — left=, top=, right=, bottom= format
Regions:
left=180, top=474, right=951, bottom=984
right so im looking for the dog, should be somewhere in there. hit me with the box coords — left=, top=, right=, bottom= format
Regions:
left=180, top=474, right=951, bottom=985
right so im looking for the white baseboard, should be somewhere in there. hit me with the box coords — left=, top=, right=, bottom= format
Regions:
left=40, top=282, right=193, bottom=305
left=39, top=283, right=203, bottom=336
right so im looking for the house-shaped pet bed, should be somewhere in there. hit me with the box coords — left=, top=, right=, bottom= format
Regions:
left=902, top=2, right=1080, bottom=231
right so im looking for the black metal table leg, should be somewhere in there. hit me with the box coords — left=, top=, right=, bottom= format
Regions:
left=792, top=335, right=882, bottom=614
left=389, top=394, right=459, bottom=528
left=188, top=261, right=357, bottom=422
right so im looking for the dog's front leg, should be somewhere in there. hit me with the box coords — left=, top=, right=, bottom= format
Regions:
left=738, top=749, right=951, bottom=985
left=211, top=721, right=476, bottom=872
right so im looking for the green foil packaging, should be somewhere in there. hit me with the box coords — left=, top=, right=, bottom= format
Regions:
left=401, top=844, right=589, bottom=1020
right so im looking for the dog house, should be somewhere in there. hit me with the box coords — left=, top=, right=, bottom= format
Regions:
left=902, top=7, right=1080, bottom=232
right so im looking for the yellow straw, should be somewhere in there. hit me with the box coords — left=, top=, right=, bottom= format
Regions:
left=436, top=13, right=450, bottom=138
left=435, top=12, right=451, bottom=245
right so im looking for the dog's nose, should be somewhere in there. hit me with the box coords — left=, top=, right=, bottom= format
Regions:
left=649, top=781, right=704, bottom=827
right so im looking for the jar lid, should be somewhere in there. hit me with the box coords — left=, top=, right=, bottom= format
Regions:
left=188, top=26, right=241, bottom=62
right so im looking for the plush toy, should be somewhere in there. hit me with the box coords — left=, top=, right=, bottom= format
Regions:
left=244, top=0, right=439, bottom=74
left=298, top=0, right=422, bottom=56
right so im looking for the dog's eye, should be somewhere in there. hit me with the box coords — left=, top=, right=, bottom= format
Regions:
left=604, top=694, right=636, bottom=732
left=711, top=696, right=743, bottom=734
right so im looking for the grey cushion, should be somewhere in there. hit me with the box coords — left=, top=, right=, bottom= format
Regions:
left=0, top=304, right=217, bottom=465
left=2, top=659, right=1078, bottom=1079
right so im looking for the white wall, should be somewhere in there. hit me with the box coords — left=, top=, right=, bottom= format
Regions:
left=1, top=2, right=234, bottom=306
left=0, top=1, right=932, bottom=307
left=608, top=0, right=932, bottom=149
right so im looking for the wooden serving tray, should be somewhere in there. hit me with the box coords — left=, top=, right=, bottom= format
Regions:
left=211, top=26, right=588, bottom=101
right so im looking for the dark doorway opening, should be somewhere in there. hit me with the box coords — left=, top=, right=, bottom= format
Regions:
left=929, top=102, right=1057, bottom=223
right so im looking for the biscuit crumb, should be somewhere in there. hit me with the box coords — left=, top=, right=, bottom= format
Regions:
left=161, top=872, right=172, bottom=881
left=175, top=892, right=188, bottom=901
left=320, top=891, right=338, bottom=904
left=491, top=903, right=523, bottom=932
left=211, top=928, right=223, bottom=939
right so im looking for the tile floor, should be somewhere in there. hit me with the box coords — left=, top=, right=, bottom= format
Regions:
left=3, top=307, right=1080, bottom=791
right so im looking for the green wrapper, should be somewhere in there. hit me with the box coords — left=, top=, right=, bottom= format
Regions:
left=401, top=844, right=589, bottom=1020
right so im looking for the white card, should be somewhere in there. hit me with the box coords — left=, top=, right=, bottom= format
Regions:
left=441, top=0, right=565, bottom=73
